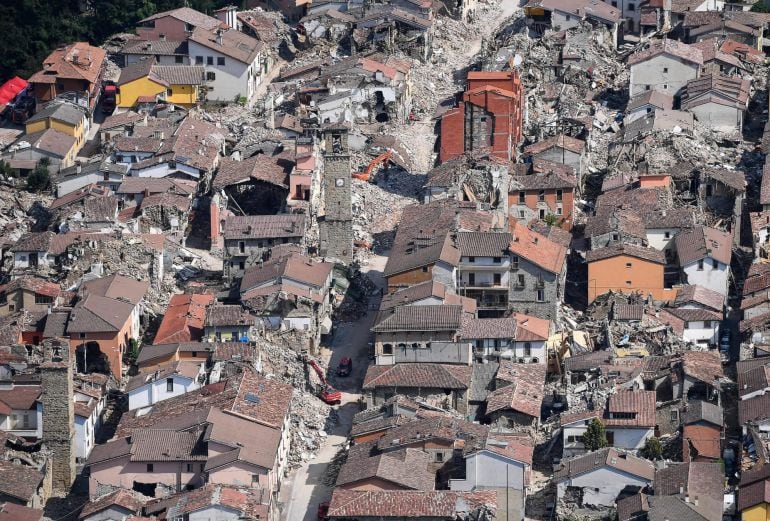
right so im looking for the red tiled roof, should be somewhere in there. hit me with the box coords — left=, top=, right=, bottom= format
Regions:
left=683, top=424, right=721, bottom=460
left=627, top=39, right=703, bottom=66
left=79, top=489, right=146, bottom=519
left=363, top=364, right=472, bottom=390
left=152, top=293, right=215, bottom=345
left=738, top=479, right=770, bottom=511
left=213, top=154, right=292, bottom=190
left=486, top=362, right=545, bottom=418
left=0, top=503, right=42, bottom=521
left=0, top=460, right=44, bottom=503
left=509, top=221, right=567, bottom=275
left=483, top=435, right=534, bottom=465
left=230, top=370, right=293, bottom=428
left=585, top=243, right=666, bottom=264
left=327, top=490, right=497, bottom=518
left=681, top=350, right=724, bottom=384
left=606, top=390, right=656, bottom=428
left=524, top=134, right=585, bottom=156
left=0, top=276, right=60, bottom=298
left=28, top=42, right=106, bottom=85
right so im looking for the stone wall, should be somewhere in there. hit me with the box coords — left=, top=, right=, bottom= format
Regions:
left=40, top=338, right=76, bottom=493
left=320, top=129, right=353, bottom=264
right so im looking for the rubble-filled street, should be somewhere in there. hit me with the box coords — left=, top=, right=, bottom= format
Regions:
left=2, top=0, right=770, bottom=520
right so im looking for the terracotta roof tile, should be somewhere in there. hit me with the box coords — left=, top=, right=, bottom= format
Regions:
left=524, top=134, right=585, bottom=156
left=230, top=371, right=293, bottom=428
left=0, top=503, right=42, bottom=521
left=738, top=479, right=770, bottom=511
left=509, top=221, right=566, bottom=275
left=224, top=214, right=305, bottom=240
left=204, top=304, right=253, bottom=328
left=681, top=350, right=724, bottom=384
left=336, top=443, right=434, bottom=490
left=214, top=154, right=292, bottom=189
left=139, top=6, right=224, bottom=29
left=486, top=363, right=545, bottom=418
left=585, top=243, right=665, bottom=264
left=384, top=200, right=461, bottom=276
left=327, top=490, right=497, bottom=518
left=675, top=285, right=725, bottom=312
left=0, top=460, right=44, bottom=503
left=553, top=447, right=655, bottom=482
left=373, top=305, right=463, bottom=332
left=740, top=393, right=770, bottom=424
left=606, top=390, right=656, bottom=427
left=28, top=42, right=106, bottom=86
left=79, top=489, right=147, bottom=519
left=189, top=27, right=263, bottom=64
left=627, top=39, right=703, bottom=66
left=363, top=363, right=472, bottom=390
left=456, top=232, right=512, bottom=258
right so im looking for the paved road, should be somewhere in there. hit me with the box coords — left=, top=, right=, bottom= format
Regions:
left=281, top=254, right=387, bottom=521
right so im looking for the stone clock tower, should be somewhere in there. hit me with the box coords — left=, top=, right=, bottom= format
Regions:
left=320, top=125, right=353, bottom=264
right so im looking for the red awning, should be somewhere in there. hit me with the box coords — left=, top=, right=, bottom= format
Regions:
left=0, top=76, right=28, bottom=105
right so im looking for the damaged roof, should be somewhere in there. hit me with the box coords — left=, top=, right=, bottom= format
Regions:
left=681, top=74, right=751, bottom=110
left=553, top=447, right=655, bottom=482
left=384, top=200, right=461, bottom=277
left=524, top=134, right=585, bottom=156
left=585, top=243, right=666, bottom=264
left=627, top=39, right=703, bottom=66
left=214, top=153, right=292, bottom=190
left=674, top=226, right=732, bottom=266
left=486, top=362, right=546, bottom=418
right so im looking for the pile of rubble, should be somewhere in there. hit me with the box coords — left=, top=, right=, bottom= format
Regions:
left=250, top=336, right=338, bottom=468
left=288, top=391, right=335, bottom=468
left=333, top=267, right=377, bottom=322
left=0, top=185, right=52, bottom=247
left=352, top=169, right=423, bottom=252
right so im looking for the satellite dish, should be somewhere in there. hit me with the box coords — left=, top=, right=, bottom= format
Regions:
left=513, top=54, right=523, bottom=68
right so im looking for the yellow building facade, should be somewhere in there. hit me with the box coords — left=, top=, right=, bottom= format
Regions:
left=117, top=75, right=166, bottom=108
left=117, top=65, right=203, bottom=108
left=743, top=503, right=769, bottom=521
left=25, top=104, right=87, bottom=154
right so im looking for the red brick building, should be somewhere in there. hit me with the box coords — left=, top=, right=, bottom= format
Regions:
left=439, top=71, right=524, bottom=163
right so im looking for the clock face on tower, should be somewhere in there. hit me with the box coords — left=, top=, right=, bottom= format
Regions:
left=335, top=178, right=345, bottom=187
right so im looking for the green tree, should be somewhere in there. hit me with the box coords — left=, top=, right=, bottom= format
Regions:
left=544, top=213, right=560, bottom=227
left=0, top=160, right=14, bottom=178
left=751, top=0, right=770, bottom=12
left=582, top=418, right=609, bottom=451
left=27, top=159, right=50, bottom=192
left=641, top=437, right=663, bottom=460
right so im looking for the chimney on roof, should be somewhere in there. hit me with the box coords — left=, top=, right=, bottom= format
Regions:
left=216, top=29, right=224, bottom=46
left=159, top=34, right=166, bottom=41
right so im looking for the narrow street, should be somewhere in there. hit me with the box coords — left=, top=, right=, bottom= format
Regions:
left=280, top=2, right=521, bottom=518
left=281, top=254, right=387, bottom=521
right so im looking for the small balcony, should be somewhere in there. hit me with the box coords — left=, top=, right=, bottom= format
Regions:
left=459, top=281, right=507, bottom=289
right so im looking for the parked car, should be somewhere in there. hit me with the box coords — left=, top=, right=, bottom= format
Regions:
left=720, top=329, right=731, bottom=351
left=337, top=357, right=352, bottom=377
left=719, top=329, right=731, bottom=362
left=317, top=502, right=330, bottom=521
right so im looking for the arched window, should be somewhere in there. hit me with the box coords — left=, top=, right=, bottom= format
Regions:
left=383, top=343, right=394, bottom=355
